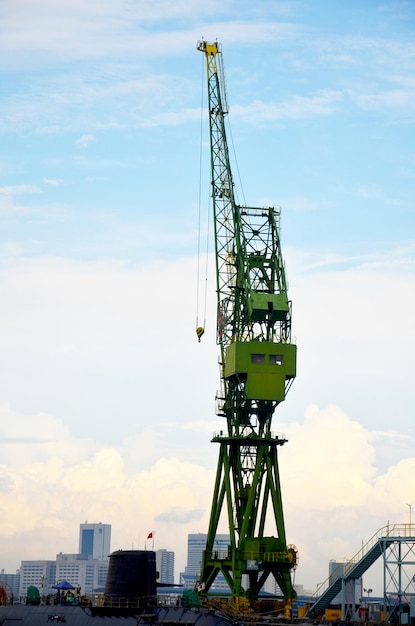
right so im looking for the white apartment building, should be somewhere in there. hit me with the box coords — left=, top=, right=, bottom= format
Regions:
left=19, top=554, right=108, bottom=598
left=56, top=553, right=108, bottom=595
left=19, top=560, right=56, bottom=598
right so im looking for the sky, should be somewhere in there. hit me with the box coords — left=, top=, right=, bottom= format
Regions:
left=0, top=0, right=415, bottom=596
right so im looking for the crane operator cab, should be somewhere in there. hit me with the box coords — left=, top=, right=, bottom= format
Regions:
left=224, top=340, right=296, bottom=402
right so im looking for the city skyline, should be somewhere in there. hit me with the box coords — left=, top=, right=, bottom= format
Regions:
left=0, top=0, right=414, bottom=595
left=1, top=526, right=311, bottom=596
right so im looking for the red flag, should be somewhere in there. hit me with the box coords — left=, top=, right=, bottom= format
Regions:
left=147, top=532, right=153, bottom=539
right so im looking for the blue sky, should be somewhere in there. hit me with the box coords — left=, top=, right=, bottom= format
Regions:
left=0, top=0, right=415, bottom=593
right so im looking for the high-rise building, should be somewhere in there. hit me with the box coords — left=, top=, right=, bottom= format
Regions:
left=156, top=549, right=175, bottom=585
left=180, top=533, right=230, bottom=591
left=79, top=523, right=111, bottom=561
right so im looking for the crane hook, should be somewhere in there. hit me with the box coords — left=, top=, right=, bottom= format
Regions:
left=196, top=327, right=205, bottom=342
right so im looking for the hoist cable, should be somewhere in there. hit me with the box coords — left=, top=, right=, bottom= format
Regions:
left=196, top=54, right=209, bottom=340
left=202, top=178, right=210, bottom=328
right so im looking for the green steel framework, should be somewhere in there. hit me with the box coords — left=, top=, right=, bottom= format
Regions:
left=196, top=40, right=297, bottom=601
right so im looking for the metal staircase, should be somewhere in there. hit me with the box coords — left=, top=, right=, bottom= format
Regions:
left=306, top=523, right=415, bottom=618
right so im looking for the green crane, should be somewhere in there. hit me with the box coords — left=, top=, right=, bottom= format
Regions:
left=196, top=40, right=298, bottom=603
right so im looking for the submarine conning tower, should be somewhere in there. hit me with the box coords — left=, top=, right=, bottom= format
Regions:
left=104, top=550, right=157, bottom=606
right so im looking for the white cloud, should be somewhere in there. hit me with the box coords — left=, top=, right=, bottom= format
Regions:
left=352, top=88, right=415, bottom=111
left=0, top=401, right=215, bottom=575
left=0, top=403, right=94, bottom=467
left=0, top=185, right=40, bottom=195
left=75, top=134, right=95, bottom=149
left=42, top=178, right=64, bottom=186
left=0, top=184, right=66, bottom=216
left=282, top=404, right=375, bottom=510
left=0, top=196, right=33, bottom=214
left=232, top=90, right=344, bottom=123
left=0, top=2, right=296, bottom=67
